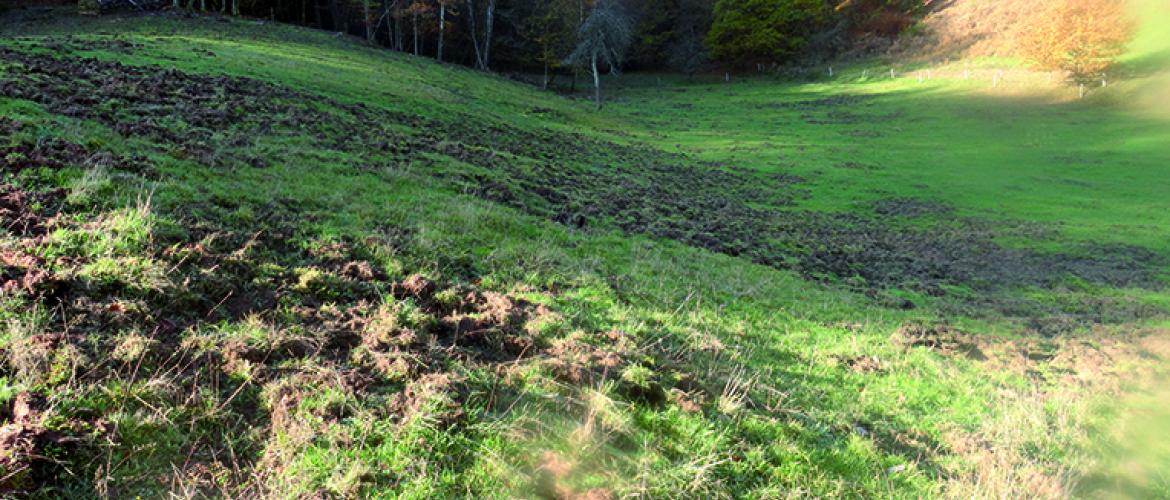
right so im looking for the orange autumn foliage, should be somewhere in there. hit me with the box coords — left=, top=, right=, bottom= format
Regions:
left=1019, top=0, right=1134, bottom=78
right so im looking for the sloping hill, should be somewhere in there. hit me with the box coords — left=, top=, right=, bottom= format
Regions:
left=0, top=8, right=1167, bottom=498
left=893, top=0, right=1170, bottom=72
left=891, top=0, right=1042, bottom=60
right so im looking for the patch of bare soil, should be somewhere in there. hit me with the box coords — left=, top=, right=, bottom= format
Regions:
left=0, top=184, right=62, bottom=237
left=891, top=321, right=988, bottom=360
left=836, top=354, right=885, bottom=373
left=0, top=391, right=109, bottom=491
left=766, top=95, right=876, bottom=110
left=0, top=135, right=157, bottom=179
left=888, top=320, right=1167, bottom=387
left=37, top=35, right=144, bottom=54
left=873, top=197, right=953, bottom=218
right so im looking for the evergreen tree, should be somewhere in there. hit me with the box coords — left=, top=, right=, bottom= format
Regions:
left=705, top=0, right=828, bottom=66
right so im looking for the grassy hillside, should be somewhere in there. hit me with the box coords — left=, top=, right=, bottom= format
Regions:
left=0, top=7, right=1168, bottom=498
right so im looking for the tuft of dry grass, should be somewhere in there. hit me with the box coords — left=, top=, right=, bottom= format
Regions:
left=941, top=329, right=1170, bottom=499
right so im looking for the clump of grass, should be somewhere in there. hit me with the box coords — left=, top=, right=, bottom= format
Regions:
left=68, top=165, right=113, bottom=204
left=4, top=317, right=55, bottom=386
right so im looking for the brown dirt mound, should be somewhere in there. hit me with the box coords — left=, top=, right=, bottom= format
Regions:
left=0, top=184, right=63, bottom=237
left=891, top=321, right=987, bottom=360
left=1, top=133, right=158, bottom=178
left=0, top=392, right=108, bottom=492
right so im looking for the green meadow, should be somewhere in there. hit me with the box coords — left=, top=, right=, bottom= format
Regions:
left=0, top=6, right=1167, bottom=498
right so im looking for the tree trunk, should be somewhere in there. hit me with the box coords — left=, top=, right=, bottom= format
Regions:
left=390, top=4, right=400, bottom=45
left=542, top=59, right=549, bottom=90
left=592, top=54, right=601, bottom=110
left=572, top=0, right=584, bottom=93
left=362, top=0, right=372, bottom=41
left=437, top=4, right=445, bottom=61
left=364, top=0, right=372, bottom=42
left=412, top=11, right=419, bottom=55
left=394, top=6, right=403, bottom=51
left=466, top=0, right=484, bottom=69
left=481, top=0, right=494, bottom=70
left=231, top=0, right=238, bottom=15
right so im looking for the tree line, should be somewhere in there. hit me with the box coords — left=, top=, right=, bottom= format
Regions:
left=95, top=0, right=1130, bottom=105
left=156, top=0, right=929, bottom=75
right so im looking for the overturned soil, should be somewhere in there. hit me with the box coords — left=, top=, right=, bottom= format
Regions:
left=0, top=158, right=643, bottom=494
left=0, top=43, right=1165, bottom=320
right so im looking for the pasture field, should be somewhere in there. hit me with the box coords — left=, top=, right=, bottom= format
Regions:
left=0, top=7, right=1167, bottom=498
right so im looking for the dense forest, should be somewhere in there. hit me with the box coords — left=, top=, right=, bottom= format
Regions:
left=107, top=0, right=930, bottom=73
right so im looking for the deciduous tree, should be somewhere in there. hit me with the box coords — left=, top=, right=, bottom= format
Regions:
left=406, top=0, right=432, bottom=55
left=1019, top=0, right=1133, bottom=79
left=565, top=0, right=634, bottom=109
left=436, top=0, right=456, bottom=61
left=464, top=0, right=497, bottom=70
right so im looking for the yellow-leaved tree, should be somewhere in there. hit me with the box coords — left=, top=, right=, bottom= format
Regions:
left=1019, top=0, right=1134, bottom=79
